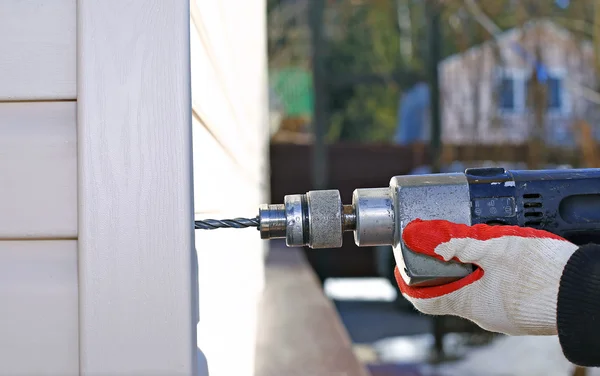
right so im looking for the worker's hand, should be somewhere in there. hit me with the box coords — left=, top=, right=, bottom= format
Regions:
left=395, top=219, right=578, bottom=336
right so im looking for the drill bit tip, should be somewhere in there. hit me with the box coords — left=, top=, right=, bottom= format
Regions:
left=195, top=217, right=260, bottom=230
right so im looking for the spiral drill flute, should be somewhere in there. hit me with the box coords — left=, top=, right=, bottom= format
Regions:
left=194, top=217, right=259, bottom=230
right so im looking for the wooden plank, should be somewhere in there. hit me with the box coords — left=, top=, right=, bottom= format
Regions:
left=0, top=0, right=76, bottom=100
left=255, top=242, right=370, bottom=376
left=0, top=240, right=78, bottom=376
left=77, top=1, right=198, bottom=375
left=191, top=3, right=269, bottom=376
left=192, top=117, right=263, bottom=215
left=189, top=15, right=260, bottom=171
left=0, top=102, right=77, bottom=239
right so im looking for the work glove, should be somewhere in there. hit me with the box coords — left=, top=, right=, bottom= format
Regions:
left=394, top=219, right=578, bottom=336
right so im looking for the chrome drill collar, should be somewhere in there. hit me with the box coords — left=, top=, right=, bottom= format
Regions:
left=258, top=204, right=286, bottom=239
left=352, top=187, right=395, bottom=247
left=283, top=194, right=305, bottom=247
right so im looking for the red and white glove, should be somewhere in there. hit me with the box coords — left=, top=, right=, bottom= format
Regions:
left=395, top=219, right=578, bottom=336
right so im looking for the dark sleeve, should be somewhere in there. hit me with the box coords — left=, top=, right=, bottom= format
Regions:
left=557, top=243, right=600, bottom=367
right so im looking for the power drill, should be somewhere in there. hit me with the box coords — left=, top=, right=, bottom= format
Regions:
left=197, top=167, right=600, bottom=288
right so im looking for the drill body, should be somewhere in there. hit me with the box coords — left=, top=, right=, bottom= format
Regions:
left=465, top=167, right=600, bottom=243
left=203, top=167, right=600, bottom=288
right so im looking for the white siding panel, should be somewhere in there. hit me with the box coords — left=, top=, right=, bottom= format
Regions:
left=0, top=240, right=79, bottom=376
left=77, top=1, right=197, bottom=375
left=0, top=0, right=76, bottom=100
left=0, top=102, right=77, bottom=239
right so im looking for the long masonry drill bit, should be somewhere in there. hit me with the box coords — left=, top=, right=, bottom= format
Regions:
left=194, top=217, right=260, bottom=230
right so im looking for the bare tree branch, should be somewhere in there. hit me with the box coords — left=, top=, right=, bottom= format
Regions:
left=463, top=0, right=502, bottom=36
left=463, top=0, right=600, bottom=105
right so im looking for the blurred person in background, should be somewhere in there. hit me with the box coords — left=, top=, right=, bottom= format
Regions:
left=393, top=73, right=466, bottom=175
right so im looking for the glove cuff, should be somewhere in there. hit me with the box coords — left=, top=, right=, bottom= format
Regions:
left=557, top=244, right=600, bottom=367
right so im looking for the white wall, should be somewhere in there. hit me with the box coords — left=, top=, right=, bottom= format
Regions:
left=0, top=2, right=78, bottom=375
left=190, top=1, right=270, bottom=376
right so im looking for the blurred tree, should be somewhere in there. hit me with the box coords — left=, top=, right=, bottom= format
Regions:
left=325, top=0, right=410, bottom=143
left=323, top=0, right=513, bottom=144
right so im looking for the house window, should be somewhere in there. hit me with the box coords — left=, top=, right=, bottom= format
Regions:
left=496, top=70, right=525, bottom=112
left=498, top=69, right=567, bottom=114
left=499, top=77, right=515, bottom=110
left=547, top=76, right=562, bottom=110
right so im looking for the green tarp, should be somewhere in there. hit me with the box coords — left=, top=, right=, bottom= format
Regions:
left=270, top=67, right=314, bottom=118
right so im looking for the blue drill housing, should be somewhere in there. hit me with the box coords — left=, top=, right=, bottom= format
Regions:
left=466, top=167, right=600, bottom=245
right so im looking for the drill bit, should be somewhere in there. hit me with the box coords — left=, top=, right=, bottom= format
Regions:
left=194, top=217, right=259, bottom=230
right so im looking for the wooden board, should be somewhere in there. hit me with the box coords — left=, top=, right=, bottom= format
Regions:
left=190, top=2, right=269, bottom=376
left=0, top=240, right=79, bottom=376
left=255, top=243, right=370, bottom=376
left=77, top=1, right=198, bottom=375
left=192, top=116, right=263, bottom=215
left=0, top=0, right=76, bottom=100
left=0, top=102, right=77, bottom=239
left=189, top=15, right=263, bottom=175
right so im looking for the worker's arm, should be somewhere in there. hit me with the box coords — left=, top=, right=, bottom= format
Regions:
left=395, top=220, right=600, bottom=367
left=557, top=243, right=600, bottom=367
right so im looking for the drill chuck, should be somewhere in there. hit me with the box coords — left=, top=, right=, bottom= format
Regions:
left=258, top=190, right=364, bottom=248
left=258, top=189, right=399, bottom=249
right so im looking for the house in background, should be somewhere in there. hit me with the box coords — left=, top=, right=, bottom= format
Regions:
left=396, top=20, right=600, bottom=149
left=440, top=20, right=599, bottom=147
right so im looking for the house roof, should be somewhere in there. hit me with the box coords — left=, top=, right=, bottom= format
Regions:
left=440, top=19, right=592, bottom=68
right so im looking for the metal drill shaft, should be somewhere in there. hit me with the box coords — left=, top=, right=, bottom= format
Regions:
left=194, top=217, right=259, bottom=230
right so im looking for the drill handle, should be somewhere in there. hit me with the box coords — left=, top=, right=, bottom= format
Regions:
left=467, top=168, right=600, bottom=246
